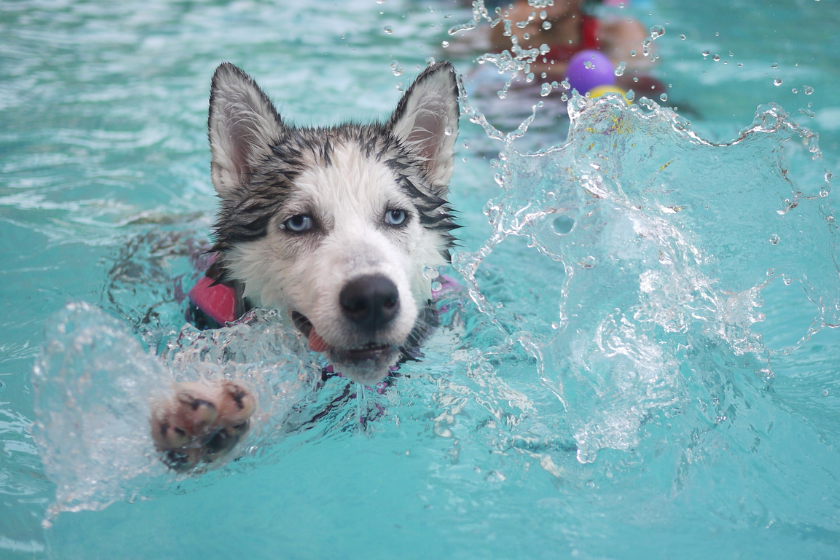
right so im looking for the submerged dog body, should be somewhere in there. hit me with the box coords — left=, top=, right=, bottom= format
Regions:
left=151, top=62, right=460, bottom=468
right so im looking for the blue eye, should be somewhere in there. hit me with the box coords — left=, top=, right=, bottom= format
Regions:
left=384, top=209, right=407, bottom=227
left=282, top=214, right=313, bottom=233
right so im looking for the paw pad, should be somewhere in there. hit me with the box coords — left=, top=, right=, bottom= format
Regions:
left=150, top=380, right=256, bottom=471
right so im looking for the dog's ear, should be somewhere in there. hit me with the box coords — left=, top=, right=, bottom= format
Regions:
left=388, top=62, right=460, bottom=196
left=208, top=62, right=283, bottom=199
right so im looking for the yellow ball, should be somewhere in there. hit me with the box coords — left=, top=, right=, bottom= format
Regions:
left=589, top=85, right=630, bottom=105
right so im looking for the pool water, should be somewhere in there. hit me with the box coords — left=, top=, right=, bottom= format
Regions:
left=2, top=0, right=840, bottom=558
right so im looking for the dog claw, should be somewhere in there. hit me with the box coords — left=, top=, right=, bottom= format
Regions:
left=150, top=380, right=256, bottom=470
left=175, top=389, right=219, bottom=432
left=217, top=381, right=255, bottom=426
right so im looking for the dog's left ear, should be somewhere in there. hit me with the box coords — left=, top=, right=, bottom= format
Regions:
left=388, top=62, right=460, bottom=196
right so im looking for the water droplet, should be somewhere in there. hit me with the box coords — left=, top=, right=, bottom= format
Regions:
left=540, top=83, right=552, bottom=96
left=462, top=141, right=470, bottom=149
left=792, top=87, right=798, bottom=94
left=580, top=256, right=596, bottom=268
left=679, top=34, right=686, bottom=40
left=584, top=61, right=594, bottom=69
left=804, top=85, right=814, bottom=95
left=625, top=89, right=635, bottom=101
left=426, top=57, right=436, bottom=66
left=0, top=379, right=5, bottom=393
left=737, top=62, right=744, bottom=67
left=638, top=96, right=657, bottom=110
left=773, top=77, right=783, bottom=86
left=650, top=24, right=665, bottom=38
left=614, top=61, right=626, bottom=76
left=390, top=60, right=403, bottom=76
left=542, top=21, right=552, bottom=30
left=712, top=54, right=720, bottom=62
left=541, top=72, right=547, bottom=79
left=552, top=215, right=575, bottom=235
left=769, top=234, right=780, bottom=245
left=823, top=389, right=830, bottom=397
left=630, top=49, right=636, bottom=57
left=540, top=10, right=547, bottom=19
left=444, top=126, right=452, bottom=136
left=441, top=40, right=450, bottom=48
left=771, top=62, right=778, bottom=69
left=660, top=93, right=668, bottom=102
left=701, top=50, right=709, bottom=58
left=560, top=80, right=570, bottom=90
left=383, top=25, right=392, bottom=34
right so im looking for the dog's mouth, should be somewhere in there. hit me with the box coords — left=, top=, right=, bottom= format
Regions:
left=291, top=311, right=314, bottom=338
left=290, top=311, right=394, bottom=361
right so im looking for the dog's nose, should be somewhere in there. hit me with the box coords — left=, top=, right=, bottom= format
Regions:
left=339, top=274, right=400, bottom=331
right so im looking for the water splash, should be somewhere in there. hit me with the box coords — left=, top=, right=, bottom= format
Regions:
left=452, top=93, right=838, bottom=464
left=32, top=302, right=319, bottom=522
left=27, top=64, right=840, bottom=539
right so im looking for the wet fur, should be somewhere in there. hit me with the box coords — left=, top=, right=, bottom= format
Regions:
left=206, top=61, right=460, bottom=384
left=150, top=62, right=460, bottom=468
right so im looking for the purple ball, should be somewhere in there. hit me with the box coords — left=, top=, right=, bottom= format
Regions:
left=566, top=50, right=615, bottom=94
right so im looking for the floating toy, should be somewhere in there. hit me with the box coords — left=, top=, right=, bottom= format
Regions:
left=566, top=49, right=615, bottom=95
left=589, top=84, right=630, bottom=104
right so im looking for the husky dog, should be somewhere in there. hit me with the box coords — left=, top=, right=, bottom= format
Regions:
left=150, top=61, right=460, bottom=468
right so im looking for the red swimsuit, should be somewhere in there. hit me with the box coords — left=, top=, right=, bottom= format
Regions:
left=544, top=13, right=601, bottom=63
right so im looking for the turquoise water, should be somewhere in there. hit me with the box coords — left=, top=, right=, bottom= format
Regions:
left=2, top=0, right=840, bottom=558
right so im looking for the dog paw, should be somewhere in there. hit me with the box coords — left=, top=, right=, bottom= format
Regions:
left=150, top=380, right=255, bottom=471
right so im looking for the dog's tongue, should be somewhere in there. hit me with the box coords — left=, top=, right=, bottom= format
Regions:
left=308, top=326, right=330, bottom=353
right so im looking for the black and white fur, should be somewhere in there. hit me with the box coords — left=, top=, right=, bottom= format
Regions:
left=206, top=61, right=460, bottom=385
left=151, top=62, right=460, bottom=469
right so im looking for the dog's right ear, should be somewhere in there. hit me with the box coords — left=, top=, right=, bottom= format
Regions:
left=208, top=63, right=283, bottom=199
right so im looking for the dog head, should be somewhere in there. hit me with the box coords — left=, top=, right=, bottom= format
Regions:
left=206, top=62, right=459, bottom=385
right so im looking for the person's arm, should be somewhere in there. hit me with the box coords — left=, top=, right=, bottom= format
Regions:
left=600, top=18, right=653, bottom=71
